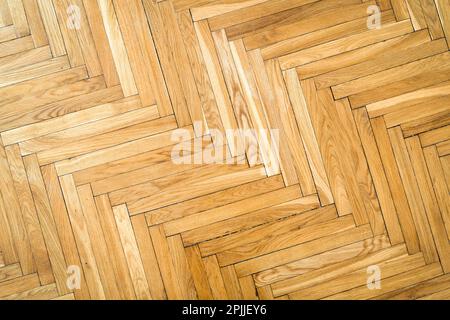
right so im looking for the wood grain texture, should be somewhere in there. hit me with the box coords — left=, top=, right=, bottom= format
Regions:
left=1, top=0, right=449, bottom=301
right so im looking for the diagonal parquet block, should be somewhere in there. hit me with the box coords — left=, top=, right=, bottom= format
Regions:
left=0, top=0, right=449, bottom=300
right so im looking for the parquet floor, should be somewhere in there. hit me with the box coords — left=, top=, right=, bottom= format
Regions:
left=0, top=0, right=450, bottom=301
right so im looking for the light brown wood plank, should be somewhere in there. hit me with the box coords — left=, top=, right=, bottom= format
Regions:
left=388, top=127, right=439, bottom=264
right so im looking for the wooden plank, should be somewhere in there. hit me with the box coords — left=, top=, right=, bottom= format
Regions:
left=36, top=116, right=176, bottom=165
left=149, top=225, right=184, bottom=299
left=229, top=39, right=280, bottom=175
left=23, top=154, right=70, bottom=295
left=164, top=184, right=302, bottom=236
left=159, top=0, right=205, bottom=133
left=52, top=0, right=85, bottom=68
left=0, top=36, right=35, bottom=58
left=391, top=0, right=410, bottom=20
left=245, top=0, right=371, bottom=52
left=257, top=286, right=274, bottom=300
left=191, top=0, right=269, bottom=20
left=279, top=20, right=413, bottom=69
left=97, top=0, right=137, bottom=96
left=420, top=125, right=450, bottom=147
left=55, top=126, right=194, bottom=175
left=0, top=56, right=70, bottom=88
left=373, top=274, right=450, bottom=299
left=0, top=25, right=15, bottom=42
left=113, top=204, right=152, bottom=299
left=0, top=263, right=21, bottom=283
left=5, top=144, right=54, bottom=285
left=333, top=98, right=384, bottom=233
left=266, top=59, right=315, bottom=194
left=0, top=185, right=18, bottom=265
left=290, top=252, right=426, bottom=299
left=94, top=194, right=136, bottom=300
left=383, top=95, right=450, bottom=128
left=77, top=185, right=121, bottom=299
left=300, top=79, right=352, bottom=216
left=274, top=245, right=409, bottom=297
left=202, top=255, right=228, bottom=299
left=216, top=215, right=355, bottom=267
left=7, top=0, right=30, bottom=36
left=406, top=137, right=450, bottom=272
left=435, top=0, right=450, bottom=47
left=437, top=140, right=450, bottom=156
left=313, top=31, right=438, bottom=87
left=120, top=165, right=266, bottom=215
left=178, top=10, right=225, bottom=135
left=0, top=0, right=12, bottom=26
left=366, top=80, right=450, bottom=118
left=423, top=146, right=450, bottom=241
left=262, top=9, right=395, bottom=60
left=113, top=0, right=156, bottom=106
left=221, top=265, right=243, bottom=299
left=388, top=127, right=439, bottom=264
left=406, top=0, right=427, bottom=30
left=167, top=235, right=197, bottom=299
left=419, top=288, right=450, bottom=299
left=2, top=84, right=124, bottom=134
left=239, top=275, right=258, bottom=300
left=130, top=215, right=167, bottom=300
left=0, top=75, right=105, bottom=130
left=126, top=0, right=172, bottom=115
left=284, top=68, right=333, bottom=205
left=316, top=89, right=369, bottom=225
left=212, top=29, right=256, bottom=160
left=59, top=174, right=106, bottom=299
left=0, top=274, right=40, bottom=298
left=349, top=54, right=450, bottom=108
left=199, top=204, right=336, bottom=257
left=73, top=135, right=199, bottom=186
left=419, top=0, right=445, bottom=39
left=185, top=245, right=213, bottom=300
left=254, top=235, right=390, bottom=287
left=353, top=108, right=404, bottom=245
left=325, top=263, right=443, bottom=299
left=401, top=106, right=450, bottom=137
left=3, top=283, right=59, bottom=300
left=37, top=0, right=66, bottom=56
left=441, top=155, right=450, bottom=189
left=41, top=164, right=90, bottom=300
left=234, top=225, right=373, bottom=277
left=2, top=94, right=138, bottom=145
left=71, top=0, right=103, bottom=77
left=21, top=105, right=158, bottom=157
left=208, top=0, right=318, bottom=31
left=0, top=66, right=87, bottom=111
left=146, top=175, right=284, bottom=226
left=247, top=49, right=298, bottom=185
left=22, top=0, right=48, bottom=46
left=0, top=46, right=52, bottom=75
left=195, top=19, right=243, bottom=156
left=333, top=51, right=450, bottom=99
left=143, top=0, right=192, bottom=126
left=371, top=117, right=420, bottom=253
left=181, top=195, right=320, bottom=246
left=82, top=0, right=120, bottom=86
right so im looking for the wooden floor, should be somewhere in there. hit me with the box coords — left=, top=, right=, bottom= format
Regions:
left=0, top=0, right=450, bottom=300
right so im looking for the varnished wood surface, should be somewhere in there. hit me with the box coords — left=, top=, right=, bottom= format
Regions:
left=0, top=0, right=449, bottom=300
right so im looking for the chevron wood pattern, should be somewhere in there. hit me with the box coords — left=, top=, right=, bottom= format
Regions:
left=0, top=0, right=449, bottom=300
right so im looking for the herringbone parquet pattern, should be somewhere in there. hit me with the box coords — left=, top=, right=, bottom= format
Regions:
left=0, top=0, right=450, bottom=300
